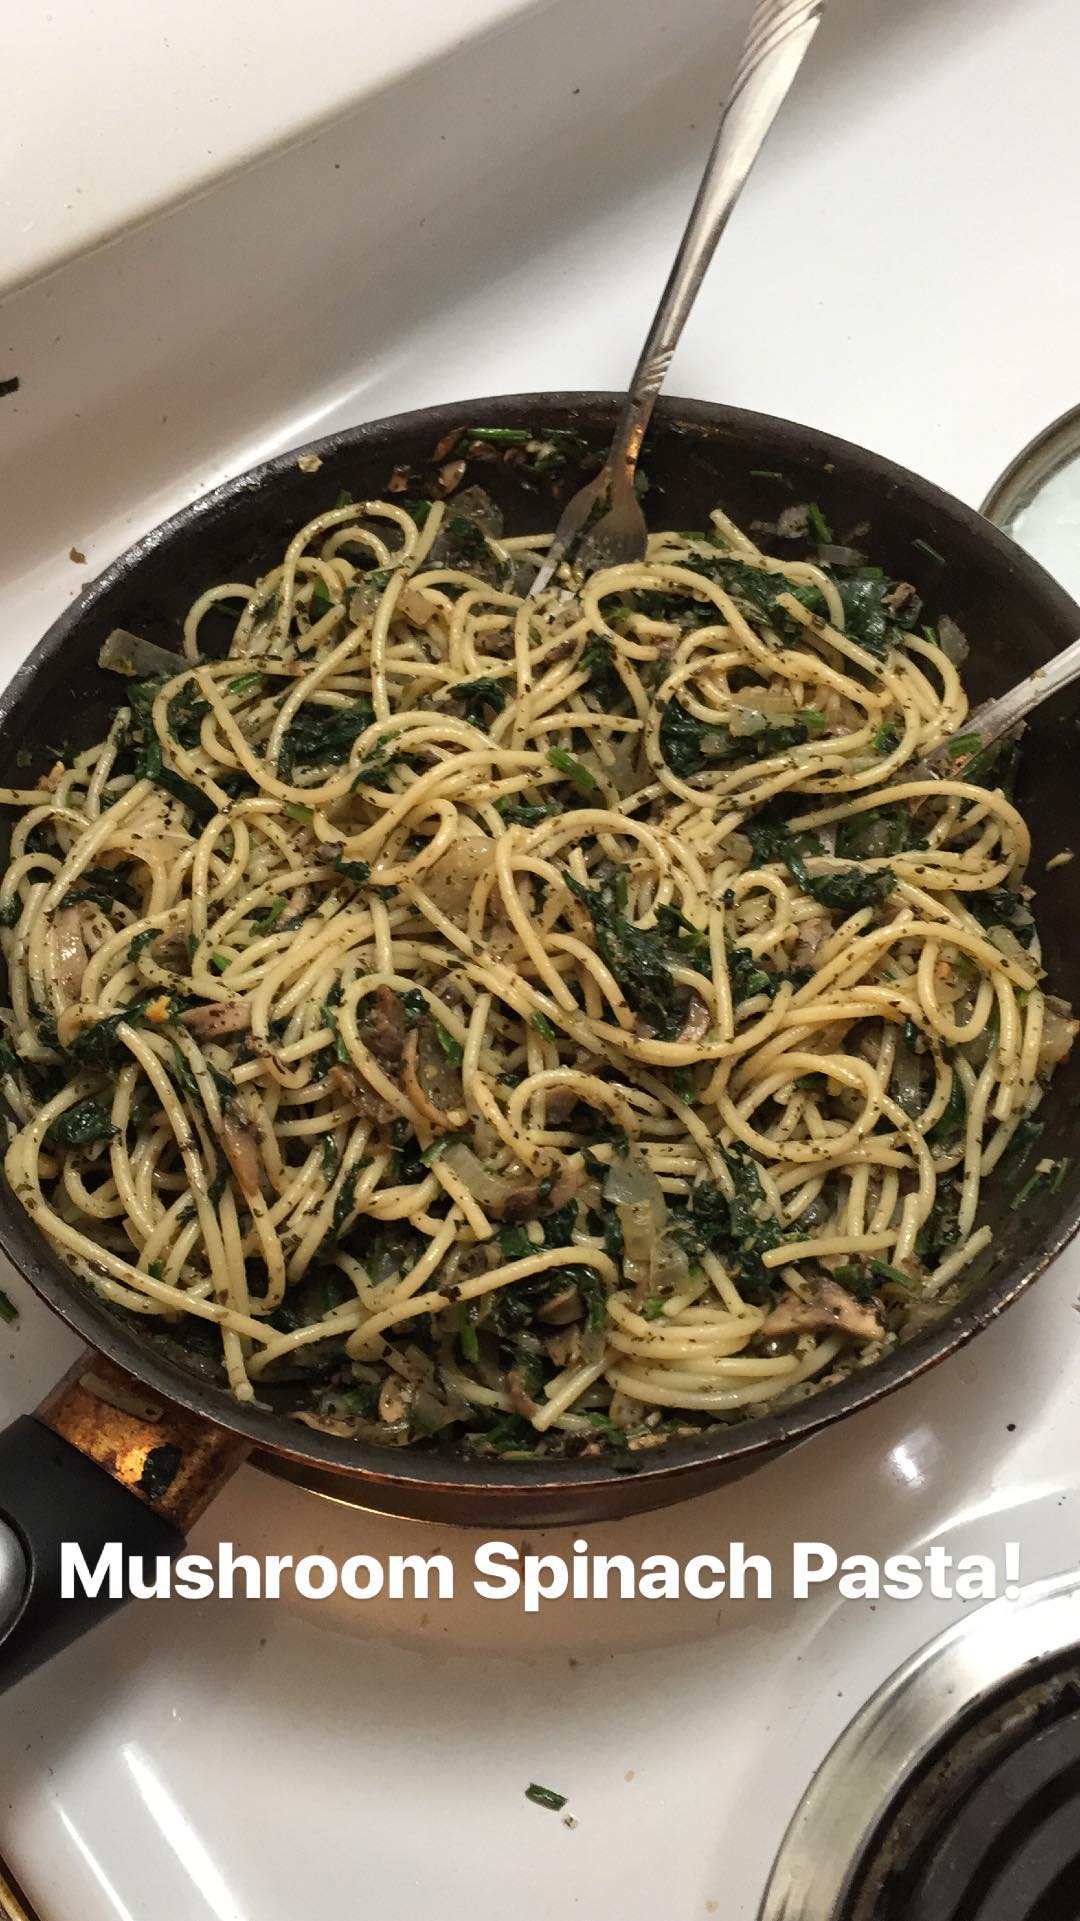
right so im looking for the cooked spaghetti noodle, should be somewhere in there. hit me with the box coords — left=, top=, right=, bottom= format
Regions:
left=1, top=471, right=1074, bottom=1455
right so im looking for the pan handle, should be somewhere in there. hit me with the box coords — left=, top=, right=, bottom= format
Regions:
left=0, top=1354, right=247, bottom=1690
left=0, top=1415, right=183, bottom=1688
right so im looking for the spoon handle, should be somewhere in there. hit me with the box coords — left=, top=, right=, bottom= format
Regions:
left=963, top=634, right=1080, bottom=748
left=606, top=0, right=825, bottom=483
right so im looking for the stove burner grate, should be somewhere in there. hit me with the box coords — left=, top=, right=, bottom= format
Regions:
left=760, top=1574, right=1080, bottom=1921
left=845, top=1660, right=1080, bottom=1920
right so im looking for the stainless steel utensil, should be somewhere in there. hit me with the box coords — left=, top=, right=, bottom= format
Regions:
left=529, top=0, right=824, bottom=596
left=926, top=634, right=1080, bottom=774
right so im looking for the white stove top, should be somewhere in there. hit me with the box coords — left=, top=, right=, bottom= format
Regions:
left=3, top=0, right=1080, bottom=1914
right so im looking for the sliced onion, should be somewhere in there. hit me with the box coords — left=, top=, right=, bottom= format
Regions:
left=963, top=1025, right=995, bottom=1070
left=855, top=815, right=898, bottom=857
left=604, top=1148, right=668, bottom=1291
left=776, top=505, right=811, bottom=539
left=424, top=835, right=492, bottom=922
left=99, top=628, right=184, bottom=679
left=652, top=1232, right=690, bottom=1293
left=937, top=614, right=969, bottom=666
left=603, top=1148, right=666, bottom=1217
left=891, top=1033, right=926, bottom=1119
left=1038, top=996, right=1078, bottom=1074
left=986, top=923, right=1029, bottom=965
left=812, top=543, right=866, bottom=568
left=442, top=1141, right=520, bottom=1211
left=50, top=905, right=88, bottom=1002
left=728, top=704, right=769, bottom=738
left=618, top=1200, right=659, bottom=1286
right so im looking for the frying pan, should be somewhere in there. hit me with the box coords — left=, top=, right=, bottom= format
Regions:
left=2, top=392, right=1080, bottom=1686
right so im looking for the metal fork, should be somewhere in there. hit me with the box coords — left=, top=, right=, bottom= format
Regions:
left=529, top=0, right=825, bottom=598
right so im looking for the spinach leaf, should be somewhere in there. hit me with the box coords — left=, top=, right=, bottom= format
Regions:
left=441, top=517, right=492, bottom=569
left=166, top=679, right=210, bottom=747
left=61, top=864, right=139, bottom=912
left=658, top=697, right=744, bottom=778
left=566, top=872, right=681, bottom=1039
left=969, top=888, right=1036, bottom=948
left=278, top=698, right=374, bottom=782
left=316, top=1160, right=364, bottom=1258
left=581, top=637, right=626, bottom=708
left=494, top=795, right=561, bottom=828
left=956, top=734, right=1021, bottom=800
left=68, top=993, right=175, bottom=1067
left=331, top=853, right=371, bottom=887
left=836, top=806, right=919, bottom=859
left=654, top=904, right=710, bottom=972
left=682, top=1149, right=788, bottom=1301
left=450, top=676, right=508, bottom=723
left=140, top=739, right=216, bottom=826
left=546, top=746, right=597, bottom=794
left=830, top=569, right=921, bottom=658
left=928, top=1066, right=966, bottom=1145
left=352, top=734, right=403, bottom=791
left=711, top=559, right=825, bottom=640
left=745, top=812, right=894, bottom=910
left=808, top=866, right=896, bottom=910
left=916, top=1175, right=962, bottom=1263
left=47, top=1097, right=118, bottom=1149
left=727, top=945, right=776, bottom=1003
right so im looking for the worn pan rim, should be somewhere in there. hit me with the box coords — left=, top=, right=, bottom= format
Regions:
left=3, top=388, right=1079, bottom=1514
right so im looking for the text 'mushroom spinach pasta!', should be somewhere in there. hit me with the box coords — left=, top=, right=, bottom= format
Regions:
left=0, top=454, right=1075, bottom=1458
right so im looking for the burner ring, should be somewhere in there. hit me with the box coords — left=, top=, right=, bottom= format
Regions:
left=759, top=1571, right=1080, bottom=1920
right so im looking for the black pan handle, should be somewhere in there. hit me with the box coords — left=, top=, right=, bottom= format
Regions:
left=0, top=1354, right=247, bottom=1690
left=0, top=1415, right=183, bottom=1689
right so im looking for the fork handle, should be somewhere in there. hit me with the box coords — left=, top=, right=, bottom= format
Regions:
left=963, top=633, right=1080, bottom=746
left=608, top=0, right=824, bottom=481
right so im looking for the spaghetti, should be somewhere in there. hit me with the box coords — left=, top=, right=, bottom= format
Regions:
left=0, top=478, right=1074, bottom=1456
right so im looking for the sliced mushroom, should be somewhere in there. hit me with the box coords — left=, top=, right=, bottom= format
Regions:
left=507, top=1367, right=538, bottom=1419
left=542, top=1326, right=582, bottom=1368
left=793, top=915, right=832, bottom=969
left=760, top=1279, right=884, bottom=1344
left=362, top=985, right=406, bottom=1067
left=378, top=1375, right=411, bottom=1424
left=536, top=1283, right=583, bottom=1325
left=220, top=1113, right=261, bottom=1199
left=499, top=1154, right=581, bottom=1224
left=401, top=1025, right=466, bottom=1131
left=327, top=1062, right=398, bottom=1126
left=676, top=992, right=710, bottom=1046
left=181, top=1000, right=252, bottom=1041
left=50, top=905, right=89, bottom=1002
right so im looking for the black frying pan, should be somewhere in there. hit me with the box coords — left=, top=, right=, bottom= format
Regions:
left=2, top=392, right=1079, bottom=1685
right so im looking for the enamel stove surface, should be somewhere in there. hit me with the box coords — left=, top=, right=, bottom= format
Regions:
left=3, top=0, right=1080, bottom=1916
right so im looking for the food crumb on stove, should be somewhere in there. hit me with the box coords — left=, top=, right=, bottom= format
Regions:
left=1006, top=1421, right=1017, bottom=1432
left=0, top=1287, right=17, bottom=1324
left=525, top=1782, right=567, bottom=1813
left=68, top=546, right=86, bottom=564
left=0, top=377, right=19, bottom=400
left=561, top=1813, right=578, bottom=1830
left=707, top=1903, right=719, bottom=1913
left=1047, top=848, right=1074, bottom=870
left=624, top=1769, right=635, bottom=1782
left=297, top=454, right=322, bottom=474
